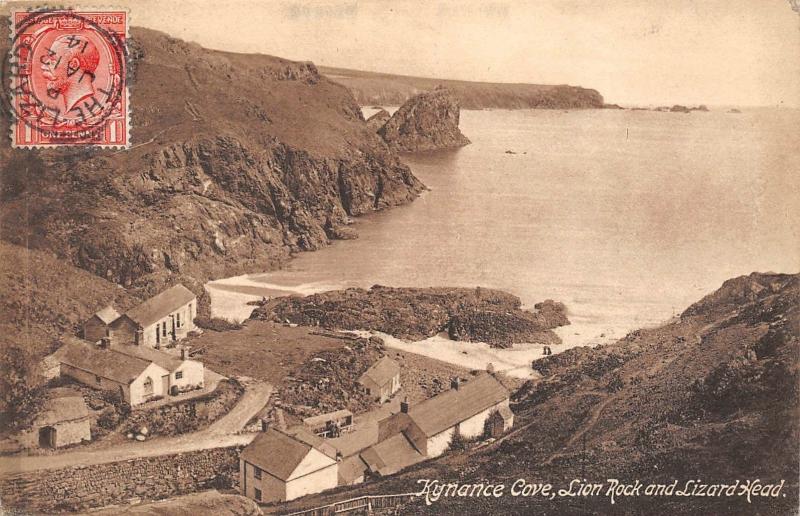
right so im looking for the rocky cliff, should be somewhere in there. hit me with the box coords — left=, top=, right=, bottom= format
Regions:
left=321, top=66, right=604, bottom=109
left=251, top=286, right=569, bottom=347
left=0, top=25, right=424, bottom=296
left=365, top=109, right=391, bottom=131
left=378, top=88, right=471, bottom=152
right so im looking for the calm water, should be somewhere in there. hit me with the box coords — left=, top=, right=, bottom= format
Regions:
left=213, top=108, right=800, bottom=347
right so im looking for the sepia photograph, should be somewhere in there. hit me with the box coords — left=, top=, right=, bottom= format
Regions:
left=0, top=1, right=797, bottom=514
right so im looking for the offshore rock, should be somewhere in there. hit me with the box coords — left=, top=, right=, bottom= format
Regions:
left=378, top=87, right=471, bottom=152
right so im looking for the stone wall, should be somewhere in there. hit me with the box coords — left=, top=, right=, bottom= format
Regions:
left=0, top=446, right=242, bottom=513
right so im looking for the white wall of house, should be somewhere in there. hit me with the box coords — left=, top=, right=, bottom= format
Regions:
left=129, top=363, right=170, bottom=405
left=60, top=363, right=130, bottom=403
left=171, top=360, right=204, bottom=392
left=139, top=301, right=196, bottom=348
left=426, top=427, right=456, bottom=458
left=285, top=449, right=338, bottom=501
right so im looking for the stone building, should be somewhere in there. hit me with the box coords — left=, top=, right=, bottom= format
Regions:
left=82, top=306, right=120, bottom=343
left=239, top=428, right=338, bottom=504
left=19, top=391, right=92, bottom=449
left=358, top=356, right=401, bottom=403
left=109, top=284, right=196, bottom=348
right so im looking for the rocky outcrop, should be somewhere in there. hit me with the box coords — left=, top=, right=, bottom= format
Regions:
left=251, top=286, right=569, bottom=347
left=0, top=25, right=425, bottom=294
left=384, top=273, right=799, bottom=515
left=365, top=109, right=391, bottom=130
left=320, top=66, right=605, bottom=110
left=378, top=87, right=471, bottom=152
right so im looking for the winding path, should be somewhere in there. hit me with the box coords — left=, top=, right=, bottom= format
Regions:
left=0, top=381, right=272, bottom=476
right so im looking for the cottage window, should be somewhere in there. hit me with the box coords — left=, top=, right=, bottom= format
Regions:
left=254, top=488, right=262, bottom=501
left=253, top=466, right=262, bottom=480
left=176, top=312, right=181, bottom=328
left=175, top=371, right=183, bottom=380
left=143, top=376, right=154, bottom=395
left=162, top=321, right=167, bottom=337
left=156, top=327, right=160, bottom=344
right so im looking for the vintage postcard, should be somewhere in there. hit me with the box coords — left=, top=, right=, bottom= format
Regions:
left=0, top=1, right=797, bottom=515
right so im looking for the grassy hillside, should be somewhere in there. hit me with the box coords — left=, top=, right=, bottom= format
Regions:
left=320, top=66, right=604, bottom=109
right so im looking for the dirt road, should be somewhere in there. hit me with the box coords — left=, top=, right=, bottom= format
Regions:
left=0, top=381, right=273, bottom=476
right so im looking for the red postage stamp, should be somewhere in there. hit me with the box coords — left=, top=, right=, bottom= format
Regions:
left=6, top=9, right=129, bottom=148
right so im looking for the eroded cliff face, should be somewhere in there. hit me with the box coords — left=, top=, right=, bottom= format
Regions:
left=0, top=25, right=424, bottom=292
left=378, top=88, right=471, bottom=152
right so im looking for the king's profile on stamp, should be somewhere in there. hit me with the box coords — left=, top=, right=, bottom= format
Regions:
left=5, top=9, right=129, bottom=147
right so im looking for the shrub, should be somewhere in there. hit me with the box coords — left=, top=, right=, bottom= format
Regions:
left=194, top=316, right=243, bottom=332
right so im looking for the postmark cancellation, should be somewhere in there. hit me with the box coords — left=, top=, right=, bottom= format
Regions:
left=5, top=9, right=129, bottom=148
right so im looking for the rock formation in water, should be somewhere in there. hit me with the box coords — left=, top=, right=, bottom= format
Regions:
left=378, top=87, right=471, bottom=152
left=365, top=109, right=391, bottom=131
left=0, top=23, right=424, bottom=295
left=320, top=66, right=605, bottom=110
left=251, top=285, right=569, bottom=347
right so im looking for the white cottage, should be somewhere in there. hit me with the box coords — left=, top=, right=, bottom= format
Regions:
left=58, top=338, right=170, bottom=406
left=109, top=284, right=196, bottom=348
left=358, top=356, right=401, bottom=403
left=111, top=344, right=204, bottom=395
left=240, top=428, right=338, bottom=504
left=366, top=373, right=514, bottom=475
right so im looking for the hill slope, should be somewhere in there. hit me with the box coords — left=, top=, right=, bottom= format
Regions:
left=320, top=66, right=604, bottom=109
left=276, top=273, right=799, bottom=515
left=0, top=25, right=424, bottom=294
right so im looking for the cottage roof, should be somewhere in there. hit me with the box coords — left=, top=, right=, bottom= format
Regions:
left=125, top=284, right=196, bottom=328
left=407, top=374, right=509, bottom=437
left=302, top=409, right=353, bottom=429
left=34, top=396, right=89, bottom=426
left=110, top=344, right=185, bottom=372
left=93, top=306, right=121, bottom=325
left=359, top=356, right=401, bottom=389
left=283, top=425, right=339, bottom=460
left=241, top=429, right=333, bottom=481
left=58, top=338, right=156, bottom=384
left=338, top=454, right=368, bottom=485
left=360, top=433, right=425, bottom=476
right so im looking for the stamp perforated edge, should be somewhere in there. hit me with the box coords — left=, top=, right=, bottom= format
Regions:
left=6, top=6, right=131, bottom=149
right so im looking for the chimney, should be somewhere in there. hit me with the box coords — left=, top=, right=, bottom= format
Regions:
left=400, top=398, right=409, bottom=413
left=451, top=377, right=461, bottom=390
left=135, top=329, right=143, bottom=346
left=261, top=418, right=270, bottom=432
left=180, top=347, right=187, bottom=360
left=336, top=450, right=343, bottom=462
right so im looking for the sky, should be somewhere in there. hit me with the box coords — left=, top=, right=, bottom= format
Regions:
left=8, top=0, right=800, bottom=106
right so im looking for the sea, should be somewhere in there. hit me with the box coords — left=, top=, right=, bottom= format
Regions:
left=207, top=107, right=799, bottom=376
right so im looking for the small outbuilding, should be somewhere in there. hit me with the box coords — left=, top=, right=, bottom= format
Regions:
left=358, top=356, right=401, bottom=403
left=31, top=394, right=91, bottom=449
left=83, top=306, right=121, bottom=342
